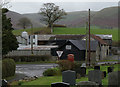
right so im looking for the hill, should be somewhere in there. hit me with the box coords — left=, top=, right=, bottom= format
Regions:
left=23, top=6, right=118, bottom=29
left=6, top=11, right=46, bottom=30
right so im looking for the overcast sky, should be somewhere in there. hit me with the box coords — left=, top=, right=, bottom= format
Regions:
left=9, top=0, right=119, bottom=14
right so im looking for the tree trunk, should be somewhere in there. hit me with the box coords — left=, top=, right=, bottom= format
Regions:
left=50, top=24, right=53, bottom=33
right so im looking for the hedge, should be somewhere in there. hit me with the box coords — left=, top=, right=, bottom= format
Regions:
left=2, top=59, right=16, bottom=78
left=4, top=55, right=52, bottom=62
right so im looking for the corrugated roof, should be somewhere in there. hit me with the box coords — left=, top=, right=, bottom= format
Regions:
left=69, top=40, right=98, bottom=51
left=90, top=34, right=107, bottom=45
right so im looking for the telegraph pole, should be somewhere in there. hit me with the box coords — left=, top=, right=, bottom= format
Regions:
left=31, top=23, right=34, bottom=54
left=88, top=9, right=91, bottom=66
left=85, top=22, right=88, bottom=66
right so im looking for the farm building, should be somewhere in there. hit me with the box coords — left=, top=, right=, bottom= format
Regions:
left=51, top=34, right=110, bottom=61
left=51, top=40, right=98, bottom=61
left=15, top=31, right=111, bottom=60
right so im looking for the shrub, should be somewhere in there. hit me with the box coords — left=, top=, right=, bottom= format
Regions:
left=2, top=59, right=16, bottom=78
left=43, top=68, right=61, bottom=76
left=57, top=60, right=74, bottom=71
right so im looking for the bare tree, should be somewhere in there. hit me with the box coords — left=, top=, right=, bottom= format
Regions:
left=39, top=3, right=67, bottom=33
left=17, top=17, right=32, bottom=29
left=0, top=0, right=11, bottom=8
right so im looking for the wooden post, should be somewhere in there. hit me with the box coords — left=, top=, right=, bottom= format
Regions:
left=88, top=9, right=91, bottom=66
left=85, top=22, right=88, bottom=66
left=31, top=24, right=34, bottom=55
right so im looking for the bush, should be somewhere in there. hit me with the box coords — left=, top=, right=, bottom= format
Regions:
left=57, top=60, right=74, bottom=71
left=4, top=55, right=52, bottom=62
left=43, top=68, right=61, bottom=76
left=2, top=59, right=16, bottom=78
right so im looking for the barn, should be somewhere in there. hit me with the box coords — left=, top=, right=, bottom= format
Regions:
left=51, top=40, right=98, bottom=61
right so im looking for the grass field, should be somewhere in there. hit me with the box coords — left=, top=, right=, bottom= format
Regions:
left=12, top=27, right=50, bottom=36
left=10, top=64, right=119, bottom=86
left=13, top=27, right=118, bottom=41
left=53, top=27, right=118, bottom=41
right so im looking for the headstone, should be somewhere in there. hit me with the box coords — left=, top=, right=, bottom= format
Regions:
left=62, top=70, right=76, bottom=85
left=2, top=79, right=8, bottom=86
left=94, top=66, right=100, bottom=70
left=88, top=70, right=102, bottom=85
left=103, top=71, right=106, bottom=77
left=77, top=81, right=99, bottom=87
left=74, top=67, right=86, bottom=77
left=107, top=67, right=114, bottom=73
left=51, top=82, right=70, bottom=87
left=108, top=71, right=120, bottom=86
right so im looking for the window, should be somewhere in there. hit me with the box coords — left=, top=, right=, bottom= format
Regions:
left=66, top=45, right=71, bottom=50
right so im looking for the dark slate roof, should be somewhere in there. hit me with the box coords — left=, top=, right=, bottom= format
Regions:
left=69, top=40, right=98, bottom=51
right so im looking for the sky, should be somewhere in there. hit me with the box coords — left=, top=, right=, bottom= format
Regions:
left=8, top=0, right=119, bottom=14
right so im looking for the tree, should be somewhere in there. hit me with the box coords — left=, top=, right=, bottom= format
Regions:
left=17, top=17, right=32, bottom=29
left=0, top=0, right=11, bottom=8
left=2, top=8, right=18, bottom=55
left=39, top=3, right=67, bottom=33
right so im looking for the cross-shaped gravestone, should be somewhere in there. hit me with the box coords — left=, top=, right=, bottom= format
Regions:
left=62, top=70, right=76, bottom=85
left=51, top=82, right=70, bottom=87
left=88, top=70, right=102, bottom=85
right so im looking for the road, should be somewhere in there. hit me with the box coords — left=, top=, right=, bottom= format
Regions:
left=8, top=63, right=58, bottom=82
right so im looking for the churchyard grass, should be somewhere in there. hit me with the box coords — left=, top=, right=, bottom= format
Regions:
left=17, top=64, right=119, bottom=86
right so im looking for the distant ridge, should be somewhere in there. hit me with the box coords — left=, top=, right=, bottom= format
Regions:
left=6, top=11, right=46, bottom=30
left=7, top=6, right=118, bottom=29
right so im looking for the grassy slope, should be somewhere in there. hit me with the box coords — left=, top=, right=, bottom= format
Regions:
left=20, top=64, right=119, bottom=86
left=53, top=27, right=118, bottom=41
left=12, top=27, right=49, bottom=36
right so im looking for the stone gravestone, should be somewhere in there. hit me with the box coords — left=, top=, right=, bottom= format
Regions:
left=74, top=67, right=86, bottom=77
left=107, top=67, right=114, bottom=73
left=2, top=79, right=8, bottom=86
left=94, top=66, right=100, bottom=70
left=51, top=82, right=70, bottom=87
left=88, top=70, right=102, bottom=85
left=108, top=71, right=120, bottom=86
left=103, top=71, right=106, bottom=77
left=62, top=70, right=76, bottom=85
left=77, top=81, right=99, bottom=87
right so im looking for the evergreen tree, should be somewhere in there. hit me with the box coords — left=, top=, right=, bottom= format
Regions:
left=2, top=8, right=18, bottom=55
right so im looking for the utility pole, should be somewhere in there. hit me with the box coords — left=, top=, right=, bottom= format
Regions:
left=31, top=23, right=34, bottom=54
left=88, top=9, right=91, bottom=66
left=85, top=22, right=88, bottom=66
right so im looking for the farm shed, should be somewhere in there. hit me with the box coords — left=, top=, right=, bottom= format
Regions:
left=51, top=40, right=98, bottom=61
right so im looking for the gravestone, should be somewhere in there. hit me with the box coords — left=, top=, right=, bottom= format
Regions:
left=51, top=82, right=70, bottom=87
left=62, top=70, right=76, bottom=85
left=108, top=71, right=120, bottom=86
left=94, top=66, right=100, bottom=70
left=88, top=70, right=102, bottom=85
left=107, top=67, right=114, bottom=73
left=74, top=67, right=86, bottom=77
left=103, top=71, right=106, bottom=77
left=77, top=81, right=99, bottom=87
left=2, top=79, right=8, bottom=86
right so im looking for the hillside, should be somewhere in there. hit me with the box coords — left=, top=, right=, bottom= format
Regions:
left=6, top=11, right=46, bottom=30
left=23, top=6, right=118, bottom=29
